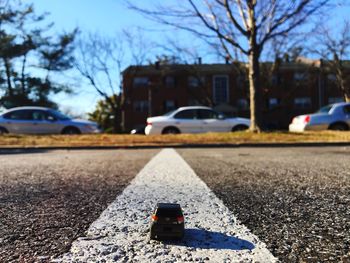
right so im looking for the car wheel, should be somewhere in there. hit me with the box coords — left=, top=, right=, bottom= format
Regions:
left=0, top=127, right=8, bottom=135
left=62, top=127, right=81, bottom=135
left=329, top=123, right=348, bottom=131
left=162, top=127, right=180, bottom=134
left=232, top=125, right=249, bottom=132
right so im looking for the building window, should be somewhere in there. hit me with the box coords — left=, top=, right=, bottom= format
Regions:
left=188, top=76, right=205, bottom=88
left=268, top=98, right=280, bottom=109
left=164, top=76, right=176, bottom=88
left=164, top=100, right=176, bottom=112
left=237, top=99, right=249, bottom=110
left=293, top=72, right=307, bottom=81
left=213, top=75, right=229, bottom=104
left=294, top=97, right=311, bottom=109
left=133, top=77, right=149, bottom=88
left=271, top=74, right=281, bottom=85
left=133, top=101, right=149, bottom=112
left=327, top=74, right=337, bottom=81
left=328, top=97, right=344, bottom=104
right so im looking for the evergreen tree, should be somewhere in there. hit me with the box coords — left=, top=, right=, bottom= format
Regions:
left=0, top=0, right=77, bottom=109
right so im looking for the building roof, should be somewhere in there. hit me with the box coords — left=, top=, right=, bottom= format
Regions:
left=123, top=63, right=245, bottom=75
left=122, top=58, right=350, bottom=76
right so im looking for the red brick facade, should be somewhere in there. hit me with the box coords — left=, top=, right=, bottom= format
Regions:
left=122, top=59, right=347, bottom=131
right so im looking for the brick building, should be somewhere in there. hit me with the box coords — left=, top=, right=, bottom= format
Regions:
left=122, top=58, right=348, bottom=132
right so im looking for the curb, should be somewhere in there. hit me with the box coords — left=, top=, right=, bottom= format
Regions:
left=0, top=142, right=350, bottom=153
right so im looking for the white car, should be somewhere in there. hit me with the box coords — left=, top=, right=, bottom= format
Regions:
left=145, top=106, right=250, bottom=135
left=0, top=106, right=101, bottom=134
left=289, top=102, right=350, bottom=132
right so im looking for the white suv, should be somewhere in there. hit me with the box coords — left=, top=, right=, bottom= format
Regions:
left=145, top=106, right=250, bottom=135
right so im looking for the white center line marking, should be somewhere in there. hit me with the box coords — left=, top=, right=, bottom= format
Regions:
left=56, top=149, right=277, bottom=262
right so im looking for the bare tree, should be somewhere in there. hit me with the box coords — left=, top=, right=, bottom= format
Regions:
left=128, top=0, right=332, bottom=131
left=75, top=30, right=151, bottom=132
left=75, top=33, right=122, bottom=132
left=311, top=21, right=350, bottom=102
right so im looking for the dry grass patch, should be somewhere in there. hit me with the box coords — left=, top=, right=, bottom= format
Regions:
left=0, top=131, right=350, bottom=147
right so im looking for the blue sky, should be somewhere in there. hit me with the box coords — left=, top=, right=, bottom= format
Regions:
left=26, top=1, right=350, bottom=116
left=30, top=0, right=205, bottom=116
left=33, top=0, right=140, bottom=35
left=30, top=0, right=145, bottom=116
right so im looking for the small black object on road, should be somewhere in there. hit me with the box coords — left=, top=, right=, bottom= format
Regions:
left=150, top=203, right=184, bottom=240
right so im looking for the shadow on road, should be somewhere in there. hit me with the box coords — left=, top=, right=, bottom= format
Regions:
left=0, top=149, right=51, bottom=155
left=165, top=228, right=255, bottom=250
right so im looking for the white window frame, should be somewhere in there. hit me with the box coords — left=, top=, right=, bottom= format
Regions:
left=213, top=75, right=229, bottom=104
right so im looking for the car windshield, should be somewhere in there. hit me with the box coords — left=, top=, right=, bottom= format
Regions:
left=163, top=110, right=176, bottom=116
left=316, top=105, right=333, bottom=113
left=50, top=110, right=71, bottom=120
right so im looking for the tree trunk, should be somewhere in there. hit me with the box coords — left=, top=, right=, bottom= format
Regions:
left=21, top=54, right=27, bottom=94
left=248, top=50, right=262, bottom=132
left=113, top=106, right=120, bottom=133
left=334, top=62, right=350, bottom=103
left=148, top=85, right=152, bottom=117
left=120, top=93, right=126, bottom=133
left=339, top=77, right=350, bottom=102
left=247, top=1, right=262, bottom=132
left=4, top=58, right=13, bottom=96
left=112, top=95, right=122, bottom=133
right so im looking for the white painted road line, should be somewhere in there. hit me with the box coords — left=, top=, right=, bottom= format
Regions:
left=56, top=149, right=277, bottom=262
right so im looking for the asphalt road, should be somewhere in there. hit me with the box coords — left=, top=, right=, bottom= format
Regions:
left=179, top=147, right=350, bottom=262
left=0, top=149, right=157, bottom=262
left=0, top=147, right=349, bottom=262
left=58, top=149, right=277, bottom=263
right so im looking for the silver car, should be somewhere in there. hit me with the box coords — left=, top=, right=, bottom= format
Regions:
left=145, top=106, right=250, bottom=135
left=289, top=102, right=350, bottom=132
left=0, top=106, right=101, bottom=135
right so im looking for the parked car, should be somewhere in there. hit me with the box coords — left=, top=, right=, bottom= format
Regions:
left=289, top=102, right=350, bottom=132
left=0, top=106, right=101, bottom=135
left=145, top=106, right=250, bottom=135
left=150, top=203, right=184, bottom=240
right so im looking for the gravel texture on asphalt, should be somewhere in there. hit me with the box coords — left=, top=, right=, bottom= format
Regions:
left=179, top=147, right=350, bottom=263
left=57, top=149, right=276, bottom=263
left=0, top=149, right=157, bottom=262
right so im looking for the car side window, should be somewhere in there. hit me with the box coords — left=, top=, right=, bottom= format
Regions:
left=174, top=109, right=197, bottom=119
left=31, top=110, right=48, bottom=121
left=198, top=109, right=218, bottom=119
left=343, top=105, right=350, bottom=114
left=3, top=110, right=31, bottom=120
